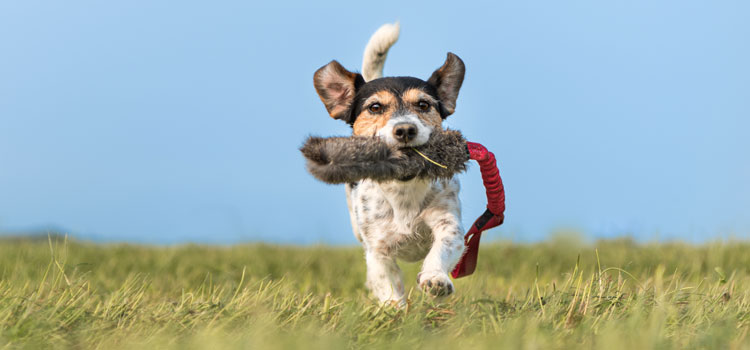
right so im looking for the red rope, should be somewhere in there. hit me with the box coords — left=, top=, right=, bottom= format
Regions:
left=451, top=141, right=506, bottom=278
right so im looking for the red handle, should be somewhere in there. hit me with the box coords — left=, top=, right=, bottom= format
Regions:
left=451, top=141, right=505, bottom=278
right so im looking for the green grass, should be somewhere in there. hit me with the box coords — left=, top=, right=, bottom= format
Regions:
left=1, top=235, right=749, bottom=349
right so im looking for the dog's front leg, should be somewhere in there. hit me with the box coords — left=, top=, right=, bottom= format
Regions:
left=418, top=205, right=464, bottom=297
left=364, top=249, right=406, bottom=307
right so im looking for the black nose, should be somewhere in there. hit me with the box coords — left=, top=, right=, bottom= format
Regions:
left=393, top=123, right=417, bottom=143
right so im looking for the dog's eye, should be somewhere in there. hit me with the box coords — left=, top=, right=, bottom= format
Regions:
left=368, top=103, right=382, bottom=114
left=417, top=101, right=430, bottom=111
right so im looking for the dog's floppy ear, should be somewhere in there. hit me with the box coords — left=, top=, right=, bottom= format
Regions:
left=427, top=53, right=465, bottom=117
left=313, top=60, right=365, bottom=122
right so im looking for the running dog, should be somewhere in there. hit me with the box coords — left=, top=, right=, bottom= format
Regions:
left=312, top=23, right=466, bottom=306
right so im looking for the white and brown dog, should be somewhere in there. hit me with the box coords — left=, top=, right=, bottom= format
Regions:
left=313, top=23, right=466, bottom=306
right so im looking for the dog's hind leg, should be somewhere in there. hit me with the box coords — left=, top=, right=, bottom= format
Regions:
left=364, top=250, right=406, bottom=307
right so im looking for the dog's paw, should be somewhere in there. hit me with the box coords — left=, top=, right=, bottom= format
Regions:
left=417, top=270, right=454, bottom=297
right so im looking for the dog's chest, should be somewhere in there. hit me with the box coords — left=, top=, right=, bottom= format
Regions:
left=354, top=179, right=432, bottom=230
left=350, top=178, right=457, bottom=259
left=378, top=180, right=433, bottom=228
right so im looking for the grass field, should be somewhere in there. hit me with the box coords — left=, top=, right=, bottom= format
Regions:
left=0, top=235, right=748, bottom=349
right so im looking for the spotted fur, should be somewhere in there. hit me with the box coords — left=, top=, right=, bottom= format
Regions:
left=312, top=26, right=466, bottom=306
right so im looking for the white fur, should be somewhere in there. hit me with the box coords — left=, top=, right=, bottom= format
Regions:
left=376, top=113, right=433, bottom=147
left=362, top=22, right=400, bottom=82
left=347, top=177, right=464, bottom=306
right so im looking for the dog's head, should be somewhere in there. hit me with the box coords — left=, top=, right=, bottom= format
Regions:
left=313, top=53, right=465, bottom=147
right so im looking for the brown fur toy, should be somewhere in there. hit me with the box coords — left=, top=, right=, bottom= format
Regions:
left=300, top=130, right=470, bottom=184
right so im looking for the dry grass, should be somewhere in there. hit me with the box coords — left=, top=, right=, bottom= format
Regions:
left=1, top=235, right=749, bottom=349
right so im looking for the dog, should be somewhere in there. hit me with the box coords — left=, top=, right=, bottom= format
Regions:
left=312, top=23, right=466, bottom=306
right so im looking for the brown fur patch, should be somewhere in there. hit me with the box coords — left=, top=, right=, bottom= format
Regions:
left=402, top=88, right=443, bottom=128
left=313, top=61, right=363, bottom=121
left=353, top=91, right=397, bottom=136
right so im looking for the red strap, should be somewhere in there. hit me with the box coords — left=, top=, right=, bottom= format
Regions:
left=451, top=141, right=505, bottom=278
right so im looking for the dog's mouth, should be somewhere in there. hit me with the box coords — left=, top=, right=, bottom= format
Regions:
left=383, top=127, right=436, bottom=149
left=395, top=131, right=438, bottom=149
left=375, top=136, right=428, bottom=150
left=395, top=134, right=446, bottom=182
left=395, top=139, right=429, bottom=148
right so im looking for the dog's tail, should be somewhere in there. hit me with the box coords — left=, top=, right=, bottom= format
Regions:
left=362, top=22, right=400, bottom=82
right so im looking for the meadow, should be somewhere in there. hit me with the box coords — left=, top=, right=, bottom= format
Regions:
left=0, top=235, right=748, bottom=349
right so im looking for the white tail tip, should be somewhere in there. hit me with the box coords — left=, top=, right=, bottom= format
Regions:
left=362, top=22, right=400, bottom=82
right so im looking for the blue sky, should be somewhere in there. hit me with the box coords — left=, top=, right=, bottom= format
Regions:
left=1, top=1, right=748, bottom=244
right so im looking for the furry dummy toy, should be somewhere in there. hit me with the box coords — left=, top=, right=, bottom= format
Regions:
left=300, top=129, right=470, bottom=184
